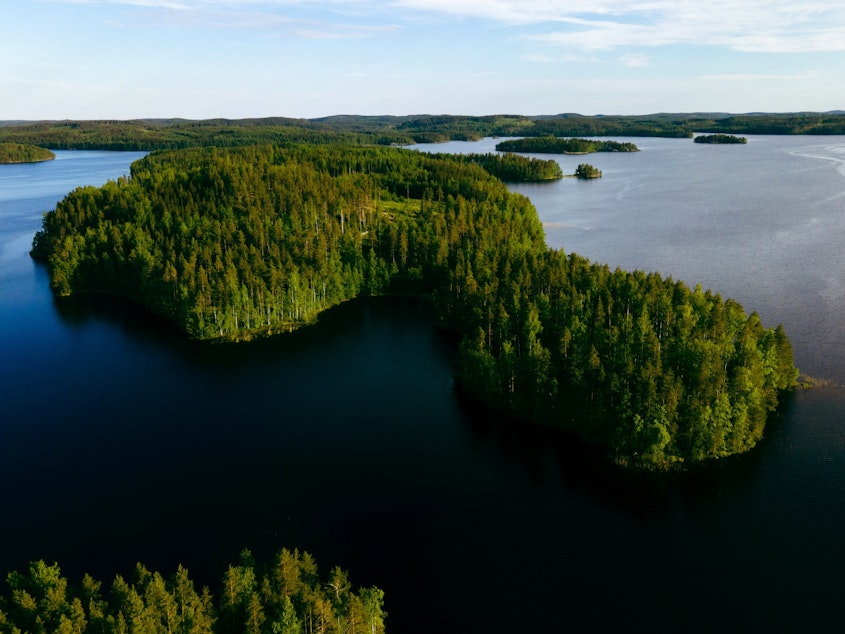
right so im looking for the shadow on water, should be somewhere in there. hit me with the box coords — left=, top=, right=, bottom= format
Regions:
left=50, top=284, right=451, bottom=372
left=454, top=387, right=782, bottom=519
left=53, top=292, right=186, bottom=345
left=19, top=267, right=820, bottom=633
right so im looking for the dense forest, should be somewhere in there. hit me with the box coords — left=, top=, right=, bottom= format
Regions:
left=456, top=153, right=563, bottom=181
left=32, top=143, right=798, bottom=467
left=495, top=137, right=639, bottom=154
left=574, top=163, right=602, bottom=179
left=524, top=112, right=845, bottom=137
left=694, top=134, right=748, bottom=144
left=2, top=111, right=845, bottom=152
left=0, top=119, right=411, bottom=151
left=0, top=142, right=54, bottom=163
left=0, top=548, right=386, bottom=634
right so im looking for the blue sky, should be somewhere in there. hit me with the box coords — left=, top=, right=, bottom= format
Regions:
left=3, top=0, right=845, bottom=119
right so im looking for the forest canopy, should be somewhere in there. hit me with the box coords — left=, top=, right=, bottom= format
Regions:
left=0, top=547, right=386, bottom=634
left=456, top=152, right=563, bottom=181
left=495, top=137, right=639, bottom=154
left=32, top=142, right=798, bottom=468
left=0, top=142, right=54, bottom=163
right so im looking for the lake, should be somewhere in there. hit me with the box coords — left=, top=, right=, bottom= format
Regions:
left=2, top=141, right=845, bottom=631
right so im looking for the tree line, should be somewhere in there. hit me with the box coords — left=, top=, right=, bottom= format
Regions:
left=0, top=548, right=385, bottom=634
left=455, top=153, right=563, bottom=181
left=32, top=143, right=798, bottom=467
left=495, top=137, right=639, bottom=154
left=693, top=134, right=748, bottom=144
left=3, top=112, right=845, bottom=152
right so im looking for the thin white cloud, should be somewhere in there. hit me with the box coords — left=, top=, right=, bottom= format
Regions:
left=136, top=8, right=295, bottom=28
left=72, top=0, right=402, bottom=38
left=521, top=51, right=600, bottom=64
left=621, top=53, right=648, bottom=67
left=47, top=0, right=195, bottom=7
left=389, top=0, right=612, bottom=24
left=411, top=0, right=842, bottom=55
left=42, top=0, right=374, bottom=7
left=38, top=0, right=845, bottom=52
left=700, top=70, right=825, bottom=81
left=396, top=0, right=845, bottom=53
left=292, top=23, right=400, bottom=38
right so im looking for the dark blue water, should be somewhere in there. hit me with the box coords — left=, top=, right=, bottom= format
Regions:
left=2, top=146, right=845, bottom=632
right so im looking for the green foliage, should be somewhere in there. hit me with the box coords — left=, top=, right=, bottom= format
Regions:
left=0, top=549, right=385, bottom=634
left=574, top=164, right=602, bottom=179
left=495, top=137, right=639, bottom=154
left=454, top=153, right=563, bottom=181
left=393, top=114, right=534, bottom=142
left=32, top=144, right=543, bottom=340
left=0, top=143, right=55, bottom=163
left=693, top=134, right=748, bottom=144
left=0, top=119, right=413, bottom=152
left=32, top=143, right=798, bottom=467
left=524, top=112, right=845, bottom=137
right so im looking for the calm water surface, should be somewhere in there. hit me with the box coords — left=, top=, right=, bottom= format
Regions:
left=2, top=144, right=845, bottom=632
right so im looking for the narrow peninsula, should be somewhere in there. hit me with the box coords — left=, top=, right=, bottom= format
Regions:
left=32, top=143, right=797, bottom=469
left=0, top=142, right=55, bottom=164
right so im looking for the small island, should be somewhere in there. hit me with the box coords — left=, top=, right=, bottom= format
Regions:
left=694, top=134, right=747, bottom=144
left=0, top=142, right=55, bottom=164
left=574, top=163, right=602, bottom=179
left=495, top=136, right=639, bottom=154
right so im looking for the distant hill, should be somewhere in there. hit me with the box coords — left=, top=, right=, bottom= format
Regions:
left=1, top=111, right=844, bottom=151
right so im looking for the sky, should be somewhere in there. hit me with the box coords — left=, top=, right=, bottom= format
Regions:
left=3, top=0, right=845, bottom=120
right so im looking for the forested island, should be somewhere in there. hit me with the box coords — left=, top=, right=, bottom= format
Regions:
left=694, top=134, right=747, bottom=144
left=0, top=142, right=54, bottom=163
left=495, top=137, right=638, bottom=154
left=574, top=164, right=602, bottom=179
left=32, top=143, right=797, bottom=468
left=0, top=548, right=386, bottom=634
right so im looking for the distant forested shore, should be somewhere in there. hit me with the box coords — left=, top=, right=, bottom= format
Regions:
left=0, top=142, right=54, bottom=163
left=1, top=111, right=844, bottom=151
left=32, top=142, right=797, bottom=468
left=574, top=163, right=602, bottom=179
